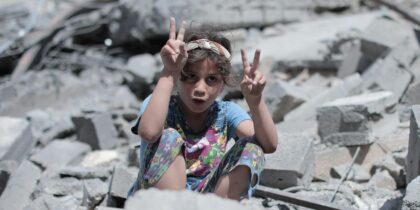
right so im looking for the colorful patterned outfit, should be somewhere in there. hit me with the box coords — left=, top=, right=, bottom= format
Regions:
left=128, top=95, right=265, bottom=198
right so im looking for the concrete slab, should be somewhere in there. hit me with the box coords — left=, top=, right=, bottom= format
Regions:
left=30, top=140, right=91, bottom=169
left=406, top=105, right=420, bottom=184
left=317, top=91, right=398, bottom=146
left=0, top=117, right=34, bottom=164
left=261, top=133, right=314, bottom=189
left=72, top=112, right=118, bottom=150
left=0, top=160, right=41, bottom=210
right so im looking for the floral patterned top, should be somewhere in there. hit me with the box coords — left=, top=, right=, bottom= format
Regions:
left=132, top=94, right=251, bottom=178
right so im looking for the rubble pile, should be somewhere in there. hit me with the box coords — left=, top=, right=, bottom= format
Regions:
left=1, top=0, right=420, bottom=209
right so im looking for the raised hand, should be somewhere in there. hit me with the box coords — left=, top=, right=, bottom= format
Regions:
left=160, top=17, right=188, bottom=77
left=240, top=49, right=266, bottom=101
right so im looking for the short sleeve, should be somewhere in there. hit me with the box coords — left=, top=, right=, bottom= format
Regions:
left=226, top=102, right=251, bottom=139
left=131, top=94, right=152, bottom=135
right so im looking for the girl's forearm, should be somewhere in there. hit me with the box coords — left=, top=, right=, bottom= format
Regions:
left=246, top=97, right=278, bottom=153
left=138, top=71, right=176, bottom=143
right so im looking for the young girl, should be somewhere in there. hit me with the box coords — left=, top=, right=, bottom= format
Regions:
left=128, top=17, right=278, bottom=200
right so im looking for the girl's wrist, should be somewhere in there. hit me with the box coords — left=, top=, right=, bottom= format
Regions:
left=244, top=94, right=262, bottom=108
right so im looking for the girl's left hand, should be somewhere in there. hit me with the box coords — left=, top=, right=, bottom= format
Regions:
left=240, top=49, right=266, bottom=101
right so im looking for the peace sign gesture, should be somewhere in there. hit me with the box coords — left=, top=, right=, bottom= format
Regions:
left=160, top=17, right=188, bottom=77
left=240, top=49, right=266, bottom=100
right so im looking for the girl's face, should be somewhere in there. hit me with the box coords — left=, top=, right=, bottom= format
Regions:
left=177, top=58, right=225, bottom=116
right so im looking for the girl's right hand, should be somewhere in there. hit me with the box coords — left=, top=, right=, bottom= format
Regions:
left=160, top=17, right=188, bottom=78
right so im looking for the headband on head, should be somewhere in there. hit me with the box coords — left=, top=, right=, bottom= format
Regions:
left=185, top=39, right=231, bottom=60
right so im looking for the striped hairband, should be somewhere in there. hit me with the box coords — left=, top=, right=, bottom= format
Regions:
left=185, top=39, right=231, bottom=60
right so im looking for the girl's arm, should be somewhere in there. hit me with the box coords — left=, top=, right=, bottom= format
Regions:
left=236, top=49, right=278, bottom=153
left=138, top=17, right=188, bottom=143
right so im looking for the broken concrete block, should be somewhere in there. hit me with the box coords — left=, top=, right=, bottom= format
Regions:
left=399, top=80, right=420, bottom=122
left=30, top=140, right=91, bottom=169
left=368, top=170, right=397, bottom=190
left=317, top=91, right=398, bottom=146
left=401, top=81, right=420, bottom=106
left=263, top=79, right=308, bottom=123
left=261, top=133, right=314, bottom=189
left=330, top=163, right=370, bottom=182
left=24, top=193, right=82, bottom=210
left=402, top=175, right=420, bottom=210
left=315, top=143, right=387, bottom=181
left=37, top=177, right=83, bottom=197
left=82, top=178, right=108, bottom=209
left=409, top=55, right=420, bottom=83
left=108, top=167, right=136, bottom=202
left=0, top=160, right=18, bottom=197
left=280, top=73, right=362, bottom=133
left=125, top=188, right=252, bottom=210
left=72, top=112, right=118, bottom=150
left=59, top=166, right=111, bottom=180
left=371, top=154, right=405, bottom=188
left=0, top=82, right=17, bottom=111
left=361, top=17, right=419, bottom=59
left=406, top=105, right=420, bottom=184
left=337, top=43, right=373, bottom=79
left=358, top=41, right=415, bottom=102
left=126, top=54, right=159, bottom=84
left=0, top=160, right=42, bottom=210
left=80, top=150, right=119, bottom=168
left=0, top=117, right=34, bottom=164
left=359, top=186, right=403, bottom=210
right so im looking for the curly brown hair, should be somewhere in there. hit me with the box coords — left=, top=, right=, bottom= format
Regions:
left=180, top=29, right=236, bottom=86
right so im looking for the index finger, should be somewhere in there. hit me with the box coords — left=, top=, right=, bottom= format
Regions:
left=250, top=49, right=260, bottom=74
left=169, top=17, right=176, bottom=40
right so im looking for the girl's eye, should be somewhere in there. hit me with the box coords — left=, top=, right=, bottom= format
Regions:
left=185, top=73, right=197, bottom=83
left=206, top=76, right=220, bottom=85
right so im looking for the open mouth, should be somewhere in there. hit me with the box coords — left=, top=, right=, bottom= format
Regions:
left=192, top=98, right=206, bottom=105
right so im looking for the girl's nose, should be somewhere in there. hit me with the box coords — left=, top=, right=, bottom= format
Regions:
left=193, top=79, right=206, bottom=96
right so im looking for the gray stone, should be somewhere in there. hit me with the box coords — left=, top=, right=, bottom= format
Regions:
left=368, top=170, right=397, bottom=190
left=0, top=160, right=18, bottom=196
left=26, top=194, right=82, bottom=210
left=402, top=176, right=420, bottom=210
left=331, top=163, right=370, bottom=182
left=37, top=177, right=83, bottom=197
left=358, top=41, right=415, bottom=102
left=280, top=73, right=362, bottom=133
left=0, top=160, right=42, bottom=210
left=126, top=54, right=159, bottom=84
left=30, top=140, right=91, bottom=169
left=337, top=43, right=373, bottom=79
left=263, top=79, right=308, bottom=123
left=82, top=178, right=108, bottom=209
left=80, top=150, right=119, bottom=168
left=59, top=166, right=111, bottom=180
left=72, top=112, right=118, bottom=150
left=359, top=185, right=403, bottom=209
left=125, top=188, right=252, bottom=210
left=371, top=154, right=405, bottom=188
left=0, top=117, right=34, bottom=164
left=108, top=167, right=136, bottom=199
left=406, top=105, right=420, bottom=184
left=361, top=17, right=419, bottom=59
left=401, top=81, right=420, bottom=106
left=261, top=133, right=314, bottom=189
left=409, top=55, right=420, bottom=83
left=0, top=82, right=17, bottom=110
left=317, top=91, right=398, bottom=146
